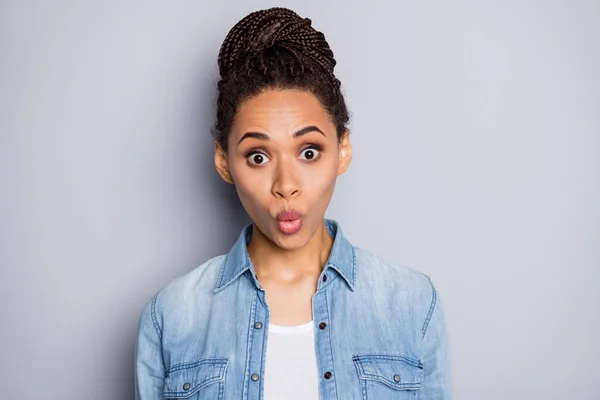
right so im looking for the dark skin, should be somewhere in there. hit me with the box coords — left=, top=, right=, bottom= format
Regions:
left=214, top=89, right=352, bottom=325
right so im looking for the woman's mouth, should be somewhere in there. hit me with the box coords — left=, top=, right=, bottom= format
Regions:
left=276, top=210, right=303, bottom=235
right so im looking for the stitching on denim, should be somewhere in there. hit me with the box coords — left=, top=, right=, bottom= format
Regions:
left=218, top=380, right=224, bottom=399
left=361, top=377, right=368, bottom=400
left=324, top=290, right=339, bottom=397
left=255, top=285, right=268, bottom=308
left=351, top=245, right=357, bottom=288
left=421, top=275, right=437, bottom=339
left=150, top=293, right=162, bottom=340
left=167, top=358, right=228, bottom=374
left=242, top=293, right=257, bottom=399
left=164, top=360, right=228, bottom=396
left=215, top=254, right=229, bottom=289
left=241, top=271, right=253, bottom=286
left=326, top=260, right=353, bottom=291
left=352, top=355, right=423, bottom=390
left=352, top=354, right=423, bottom=368
left=258, top=291, right=269, bottom=397
left=324, top=219, right=355, bottom=291
left=164, top=378, right=222, bottom=396
left=352, top=356, right=369, bottom=397
left=242, top=269, right=263, bottom=292
left=217, top=259, right=251, bottom=292
left=361, top=378, right=421, bottom=391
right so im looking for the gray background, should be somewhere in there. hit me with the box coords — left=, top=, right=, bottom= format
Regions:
left=1, top=0, right=599, bottom=399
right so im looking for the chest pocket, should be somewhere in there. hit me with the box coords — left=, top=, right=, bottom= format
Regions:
left=353, top=354, right=423, bottom=399
left=164, top=358, right=228, bottom=399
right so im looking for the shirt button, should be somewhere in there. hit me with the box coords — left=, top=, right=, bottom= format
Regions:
left=319, top=322, right=327, bottom=330
left=254, top=321, right=263, bottom=329
left=324, top=371, right=332, bottom=379
left=322, top=274, right=327, bottom=282
left=393, top=374, right=401, bottom=383
left=183, top=382, right=191, bottom=391
left=251, top=373, right=260, bottom=382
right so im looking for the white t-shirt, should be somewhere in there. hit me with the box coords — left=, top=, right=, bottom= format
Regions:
left=263, top=320, right=320, bottom=400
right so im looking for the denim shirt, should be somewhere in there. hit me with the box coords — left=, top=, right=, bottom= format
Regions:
left=135, top=219, right=452, bottom=399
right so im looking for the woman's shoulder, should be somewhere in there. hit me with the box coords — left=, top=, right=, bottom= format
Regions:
left=352, top=246, right=436, bottom=297
left=143, top=254, right=227, bottom=311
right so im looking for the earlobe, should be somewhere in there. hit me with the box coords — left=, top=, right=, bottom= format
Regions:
left=337, top=130, right=353, bottom=176
left=214, top=142, right=235, bottom=184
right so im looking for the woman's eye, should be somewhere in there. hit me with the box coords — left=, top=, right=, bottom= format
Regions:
left=248, top=152, right=270, bottom=165
left=300, top=147, right=320, bottom=161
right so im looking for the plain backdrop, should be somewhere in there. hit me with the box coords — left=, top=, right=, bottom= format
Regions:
left=1, top=1, right=599, bottom=399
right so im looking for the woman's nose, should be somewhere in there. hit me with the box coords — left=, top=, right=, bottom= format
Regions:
left=271, top=160, right=301, bottom=199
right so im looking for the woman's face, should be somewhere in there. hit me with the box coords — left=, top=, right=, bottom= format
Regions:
left=215, top=89, right=352, bottom=250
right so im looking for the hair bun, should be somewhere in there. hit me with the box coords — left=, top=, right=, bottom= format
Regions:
left=218, top=7, right=336, bottom=79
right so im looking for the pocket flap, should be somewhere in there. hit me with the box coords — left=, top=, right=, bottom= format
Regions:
left=353, top=354, right=423, bottom=390
left=164, top=359, right=228, bottom=398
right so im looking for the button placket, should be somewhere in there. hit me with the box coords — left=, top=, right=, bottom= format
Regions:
left=312, top=283, right=338, bottom=398
left=246, top=290, right=269, bottom=399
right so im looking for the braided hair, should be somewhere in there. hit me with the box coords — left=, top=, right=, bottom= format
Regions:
left=212, top=7, right=350, bottom=152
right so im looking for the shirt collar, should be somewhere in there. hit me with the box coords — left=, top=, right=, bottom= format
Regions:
left=214, top=218, right=356, bottom=292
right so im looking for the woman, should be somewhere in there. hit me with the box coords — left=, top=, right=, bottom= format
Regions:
left=135, top=7, right=452, bottom=399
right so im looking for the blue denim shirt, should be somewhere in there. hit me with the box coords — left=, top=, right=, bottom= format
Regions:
left=135, top=219, right=452, bottom=399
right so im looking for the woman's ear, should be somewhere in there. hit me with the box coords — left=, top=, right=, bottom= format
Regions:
left=214, top=142, right=235, bottom=184
left=337, top=130, right=353, bottom=176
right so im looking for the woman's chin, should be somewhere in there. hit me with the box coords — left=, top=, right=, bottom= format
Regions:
left=271, top=228, right=311, bottom=250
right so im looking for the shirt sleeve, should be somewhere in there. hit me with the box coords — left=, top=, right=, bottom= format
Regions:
left=135, top=294, right=166, bottom=400
left=418, top=277, right=453, bottom=399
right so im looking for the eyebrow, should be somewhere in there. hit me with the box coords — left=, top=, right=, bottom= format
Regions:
left=237, top=125, right=325, bottom=145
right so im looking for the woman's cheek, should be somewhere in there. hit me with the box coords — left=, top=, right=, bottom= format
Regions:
left=308, top=161, right=337, bottom=191
left=235, top=172, right=271, bottom=211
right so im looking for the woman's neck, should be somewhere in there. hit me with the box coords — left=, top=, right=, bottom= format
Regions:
left=247, top=220, right=333, bottom=282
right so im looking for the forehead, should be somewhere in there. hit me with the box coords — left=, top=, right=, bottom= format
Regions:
left=232, top=89, right=335, bottom=134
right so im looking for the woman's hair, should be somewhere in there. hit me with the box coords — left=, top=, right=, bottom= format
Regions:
left=212, top=7, right=350, bottom=152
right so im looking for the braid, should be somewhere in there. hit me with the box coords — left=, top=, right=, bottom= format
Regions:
left=212, top=7, right=349, bottom=151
